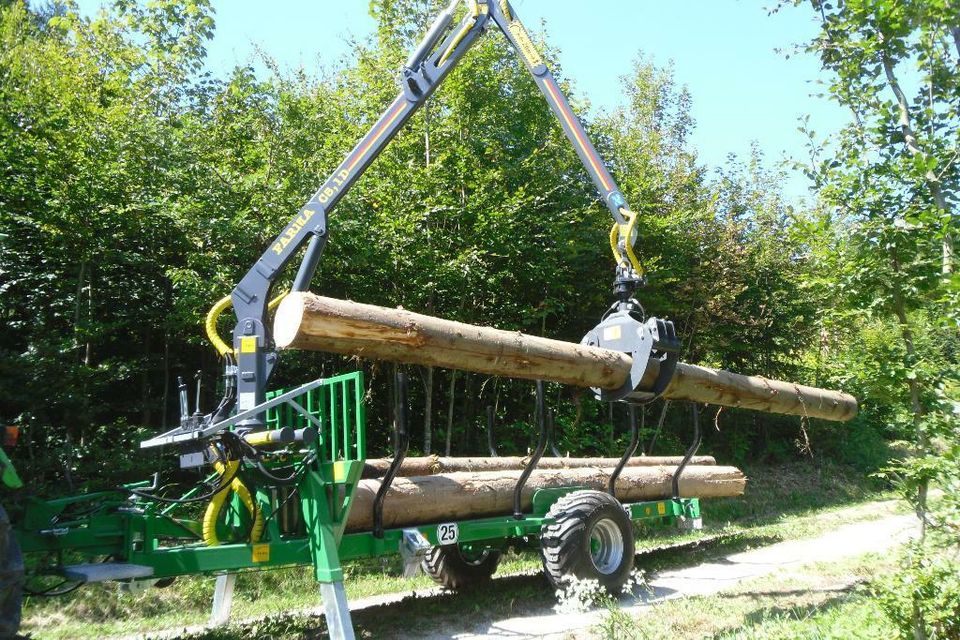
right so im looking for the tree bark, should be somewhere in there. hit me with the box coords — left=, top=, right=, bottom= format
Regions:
left=275, top=293, right=858, bottom=422
left=345, top=464, right=745, bottom=532
left=361, top=454, right=717, bottom=479
left=881, top=50, right=953, bottom=274
left=275, top=293, right=630, bottom=389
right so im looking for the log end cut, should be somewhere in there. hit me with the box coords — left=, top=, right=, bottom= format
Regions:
left=274, top=293, right=307, bottom=349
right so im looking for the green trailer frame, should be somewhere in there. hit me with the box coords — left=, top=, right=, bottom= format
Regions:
left=14, top=371, right=701, bottom=637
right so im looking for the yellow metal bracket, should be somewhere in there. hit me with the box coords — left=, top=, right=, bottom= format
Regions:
left=608, top=208, right=644, bottom=277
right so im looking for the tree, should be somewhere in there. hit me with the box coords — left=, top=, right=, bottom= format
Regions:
left=792, top=1, right=960, bottom=636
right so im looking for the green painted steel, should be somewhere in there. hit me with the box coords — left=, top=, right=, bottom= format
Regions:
left=627, top=498, right=700, bottom=520
left=13, top=369, right=701, bottom=591
left=0, top=447, right=22, bottom=489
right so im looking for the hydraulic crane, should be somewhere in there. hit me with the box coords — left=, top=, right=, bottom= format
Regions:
left=202, top=0, right=677, bottom=436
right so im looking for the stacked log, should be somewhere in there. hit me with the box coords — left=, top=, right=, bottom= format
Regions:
left=361, top=455, right=717, bottom=478
left=344, top=464, right=746, bottom=532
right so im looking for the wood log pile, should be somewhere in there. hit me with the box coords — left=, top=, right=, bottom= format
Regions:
left=345, top=463, right=746, bottom=532
left=360, top=454, right=717, bottom=478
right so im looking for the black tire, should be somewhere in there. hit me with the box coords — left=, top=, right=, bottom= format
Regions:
left=0, top=506, right=23, bottom=639
left=539, top=490, right=635, bottom=593
left=421, top=544, right=501, bottom=590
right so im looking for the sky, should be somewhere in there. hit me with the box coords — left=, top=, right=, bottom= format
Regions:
left=75, top=0, right=851, bottom=203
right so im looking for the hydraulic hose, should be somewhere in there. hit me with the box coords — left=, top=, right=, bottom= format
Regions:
left=202, top=459, right=264, bottom=546
left=204, top=291, right=288, bottom=358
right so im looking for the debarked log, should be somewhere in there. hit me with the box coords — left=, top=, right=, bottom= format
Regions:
left=274, top=293, right=857, bottom=422
left=361, top=455, right=717, bottom=478
left=344, top=464, right=746, bottom=532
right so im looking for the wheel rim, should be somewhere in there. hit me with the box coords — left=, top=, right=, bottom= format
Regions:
left=588, top=518, right=624, bottom=575
left=458, top=545, right=490, bottom=567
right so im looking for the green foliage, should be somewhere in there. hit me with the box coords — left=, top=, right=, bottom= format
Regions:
left=875, top=546, right=960, bottom=640
left=792, top=1, right=960, bottom=637
left=0, top=0, right=922, bottom=495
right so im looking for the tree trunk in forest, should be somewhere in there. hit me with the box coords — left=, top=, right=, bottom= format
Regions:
left=274, top=293, right=858, bottom=421
left=444, top=369, right=458, bottom=456
left=84, top=266, right=93, bottom=367
left=140, top=329, right=152, bottom=427
left=161, top=331, right=170, bottom=428
left=361, top=454, right=718, bottom=478
left=73, top=260, right=87, bottom=363
left=345, top=464, right=745, bottom=532
left=881, top=51, right=953, bottom=274
left=460, top=374, right=473, bottom=452
left=422, top=366, right=434, bottom=454
left=890, top=248, right=928, bottom=539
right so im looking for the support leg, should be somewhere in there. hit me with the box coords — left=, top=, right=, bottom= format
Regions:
left=209, top=573, right=236, bottom=625
left=320, top=581, right=356, bottom=640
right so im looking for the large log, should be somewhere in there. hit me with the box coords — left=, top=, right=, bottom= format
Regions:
left=361, top=455, right=718, bottom=478
left=345, top=464, right=746, bottom=532
left=629, top=360, right=858, bottom=421
left=274, top=293, right=857, bottom=422
left=275, top=293, right=630, bottom=389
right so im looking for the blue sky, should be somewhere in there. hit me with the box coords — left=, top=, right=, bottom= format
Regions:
left=76, top=1, right=850, bottom=203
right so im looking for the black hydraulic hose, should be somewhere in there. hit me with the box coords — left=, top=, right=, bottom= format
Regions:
left=513, top=381, right=548, bottom=519
left=210, top=354, right=237, bottom=424
left=127, top=462, right=240, bottom=505
left=127, top=437, right=241, bottom=504
left=254, top=452, right=315, bottom=486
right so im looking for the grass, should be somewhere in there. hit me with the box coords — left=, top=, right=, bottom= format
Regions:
left=19, top=459, right=893, bottom=639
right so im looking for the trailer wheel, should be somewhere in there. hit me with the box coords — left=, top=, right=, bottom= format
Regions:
left=0, top=506, right=23, bottom=639
left=539, top=490, right=634, bottom=593
left=421, top=544, right=501, bottom=590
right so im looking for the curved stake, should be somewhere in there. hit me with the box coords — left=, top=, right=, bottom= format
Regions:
left=373, top=372, right=410, bottom=538
left=513, top=381, right=548, bottom=519
left=671, top=403, right=702, bottom=500
left=608, top=404, right=640, bottom=498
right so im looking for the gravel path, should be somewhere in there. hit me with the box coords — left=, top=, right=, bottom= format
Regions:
left=410, top=509, right=917, bottom=639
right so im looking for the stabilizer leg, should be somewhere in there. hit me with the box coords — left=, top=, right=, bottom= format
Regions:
left=319, top=581, right=355, bottom=640
left=209, top=573, right=236, bottom=625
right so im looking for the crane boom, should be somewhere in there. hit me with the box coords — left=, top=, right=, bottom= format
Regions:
left=215, top=0, right=656, bottom=431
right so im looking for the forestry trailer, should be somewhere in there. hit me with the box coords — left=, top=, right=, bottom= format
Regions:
left=1, top=2, right=856, bottom=638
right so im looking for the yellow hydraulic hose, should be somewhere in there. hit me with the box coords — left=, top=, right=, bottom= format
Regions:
left=437, top=0, right=482, bottom=66
left=204, top=291, right=288, bottom=357
left=205, top=296, right=234, bottom=358
left=202, top=459, right=264, bottom=546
